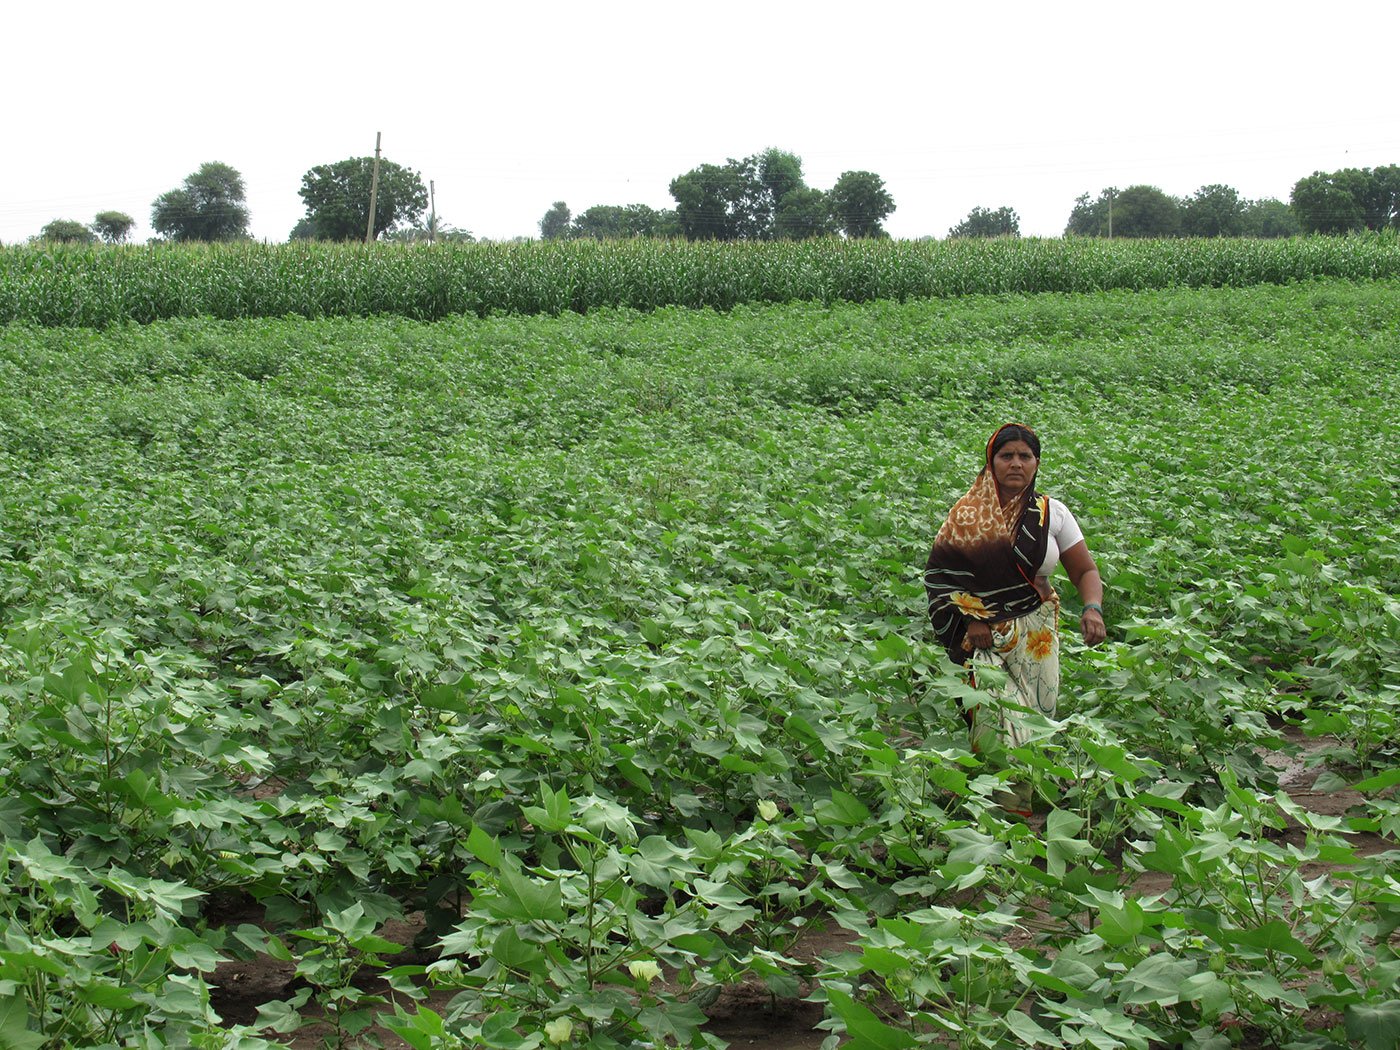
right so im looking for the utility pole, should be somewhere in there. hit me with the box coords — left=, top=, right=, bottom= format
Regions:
left=429, top=180, right=436, bottom=244
left=1108, top=187, right=1114, bottom=239
left=365, top=132, right=383, bottom=244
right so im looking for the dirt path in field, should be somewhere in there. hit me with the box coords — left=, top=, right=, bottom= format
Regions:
left=209, top=729, right=1392, bottom=1049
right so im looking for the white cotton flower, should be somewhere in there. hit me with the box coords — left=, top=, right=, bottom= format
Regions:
left=544, top=1017, right=573, bottom=1044
left=757, top=800, right=780, bottom=822
left=628, top=959, right=662, bottom=983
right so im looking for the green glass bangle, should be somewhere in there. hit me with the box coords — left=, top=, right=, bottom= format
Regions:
left=1083, top=603, right=1102, bottom=614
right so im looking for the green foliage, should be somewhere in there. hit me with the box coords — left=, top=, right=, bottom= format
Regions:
left=1239, top=198, right=1300, bottom=238
left=7, top=235, right=1400, bottom=327
left=296, top=156, right=428, bottom=242
left=0, top=271, right=1397, bottom=1046
left=669, top=159, right=763, bottom=241
left=572, top=203, right=675, bottom=240
left=92, top=211, right=135, bottom=244
left=773, top=187, right=833, bottom=240
left=151, top=161, right=250, bottom=243
left=948, top=206, right=1020, bottom=239
left=37, top=219, right=94, bottom=245
left=1180, top=184, right=1245, bottom=237
left=829, top=170, right=895, bottom=238
left=1067, top=185, right=1183, bottom=238
left=1119, top=185, right=1180, bottom=237
left=1065, top=188, right=1114, bottom=236
left=1292, top=165, right=1400, bottom=234
left=669, top=149, right=875, bottom=241
left=539, top=201, right=571, bottom=240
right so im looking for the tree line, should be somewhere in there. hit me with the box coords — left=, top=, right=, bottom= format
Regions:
left=960, top=167, right=1399, bottom=241
left=540, top=149, right=896, bottom=242
left=29, top=156, right=1400, bottom=245
left=33, top=157, right=452, bottom=247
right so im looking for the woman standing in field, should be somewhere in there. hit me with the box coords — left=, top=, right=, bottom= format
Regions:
left=924, top=423, right=1106, bottom=817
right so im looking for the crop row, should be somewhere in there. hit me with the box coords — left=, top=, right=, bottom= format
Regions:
left=1, top=232, right=1399, bottom=327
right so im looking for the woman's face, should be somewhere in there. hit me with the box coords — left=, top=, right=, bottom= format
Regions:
left=991, top=439, right=1038, bottom=498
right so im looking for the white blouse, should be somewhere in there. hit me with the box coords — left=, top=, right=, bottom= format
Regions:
left=1038, top=497, right=1085, bottom=577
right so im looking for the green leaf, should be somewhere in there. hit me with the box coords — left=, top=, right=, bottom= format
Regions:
left=254, top=987, right=312, bottom=1033
left=419, top=675, right=477, bottom=713
left=615, top=756, right=652, bottom=791
left=1003, top=1009, right=1063, bottom=1047
left=943, top=827, right=1007, bottom=866
left=77, top=983, right=141, bottom=1010
left=1346, top=1001, right=1400, bottom=1050
left=0, top=994, right=45, bottom=1050
left=1221, top=920, right=1316, bottom=965
left=480, top=1011, right=532, bottom=1049
left=1178, top=972, right=1235, bottom=1020
left=825, top=987, right=916, bottom=1050
left=490, top=928, right=547, bottom=976
left=1045, top=809, right=1092, bottom=879
left=493, top=868, right=565, bottom=923
left=815, top=790, right=872, bottom=827
left=1081, top=741, right=1150, bottom=782
left=1353, top=768, right=1400, bottom=793
left=466, top=824, right=503, bottom=868
left=1119, top=954, right=1198, bottom=1006
left=521, top=785, right=570, bottom=832
left=1095, top=898, right=1147, bottom=946
left=1241, top=974, right=1307, bottom=1009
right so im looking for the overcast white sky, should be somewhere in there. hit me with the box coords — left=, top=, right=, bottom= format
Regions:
left=4, top=1, right=1396, bottom=245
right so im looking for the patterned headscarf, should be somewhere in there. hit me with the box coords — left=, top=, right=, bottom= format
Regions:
left=924, top=423, right=1051, bottom=663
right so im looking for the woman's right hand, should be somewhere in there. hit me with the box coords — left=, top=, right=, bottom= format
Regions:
left=965, top=622, right=994, bottom=650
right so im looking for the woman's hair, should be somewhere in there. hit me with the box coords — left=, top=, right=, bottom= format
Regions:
left=989, top=423, right=1041, bottom=460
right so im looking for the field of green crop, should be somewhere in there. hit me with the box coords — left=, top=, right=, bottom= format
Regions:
left=3, top=234, right=1400, bottom=327
left=1, top=271, right=1398, bottom=1048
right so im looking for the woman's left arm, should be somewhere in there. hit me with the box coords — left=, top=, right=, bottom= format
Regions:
left=1060, top=540, right=1106, bottom=646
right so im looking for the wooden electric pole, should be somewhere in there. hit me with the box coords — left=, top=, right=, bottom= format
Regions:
left=365, top=132, right=383, bottom=244
left=429, top=180, right=436, bottom=244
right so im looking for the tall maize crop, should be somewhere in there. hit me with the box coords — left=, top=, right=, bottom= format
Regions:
left=1, top=233, right=1397, bottom=328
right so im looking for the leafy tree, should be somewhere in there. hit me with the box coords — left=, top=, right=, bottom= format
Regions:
left=296, top=156, right=428, bottom=242
left=1109, top=185, right=1181, bottom=238
left=1376, top=165, right=1400, bottom=228
left=540, top=201, right=572, bottom=240
left=38, top=219, right=95, bottom=244
left=669, top=150, right=818, bottom=241
left=1065, top=185, right=1179, bottom=237
left=670, top=152, right=891, bottom=240
left=948, top=206, right=1020, bottom=238
left=1290, top=172, right=1364, bottom=234
left=92, top=211, right=135, bottom=244
left=1180, top=184, right=1245, bottom=238
left=651, top=209, right=683, bottom=239
left=758, top=149, right=805, bottom=208
left=573, top=204, right=672, bottom=240
left=1065, top=189, right=1114, bottom=237
left=1288, top=166, right=1400, bottom=234
left=1239, top=198, right=1299, bottom=239
left=756, top=148, right=809, bottom=237
left=151, top=162, right=250, bottom=242
left=773, top=188, right=833, bottom=240
left=1335, top=166, right=1400, bottom=229
left=829, top=171, right=895, bottom=238
left=669, top=161, right=762, bottom=240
